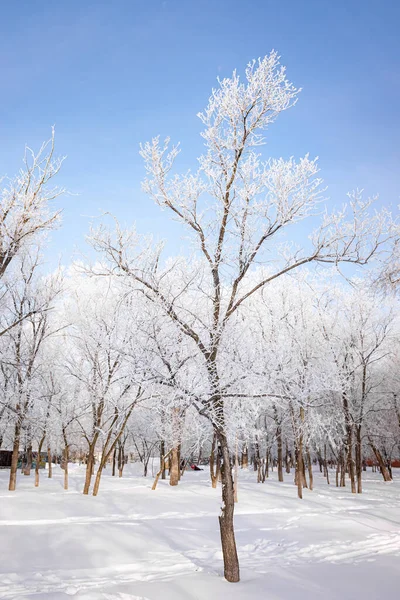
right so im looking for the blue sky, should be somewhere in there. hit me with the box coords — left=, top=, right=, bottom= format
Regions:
left=1, top=0, right=399, bottom=266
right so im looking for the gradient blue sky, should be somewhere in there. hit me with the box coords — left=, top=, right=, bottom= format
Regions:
left=1, top=0, right=399, bottom=265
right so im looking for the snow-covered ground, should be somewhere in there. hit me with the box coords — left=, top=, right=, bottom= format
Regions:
left=0, top=465, right=399, bottom=600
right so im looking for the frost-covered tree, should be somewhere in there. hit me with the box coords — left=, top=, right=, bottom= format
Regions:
left=89, top=52, right=394, bottom=581
left=1, top=251, right=63, bottom=490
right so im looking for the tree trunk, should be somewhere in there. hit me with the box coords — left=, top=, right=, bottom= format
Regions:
left=324, top=444, right=330, bottom=485
left=23, top=444, right=33, bottom=476
left=285, top=442, right=291, bottom=474
left=118, top=442, right=124, bottom=477
left=318, top=452, right=324, bottom=473
left=340, top=450, right=346, bottom=487
left=343, top=394, right=356, bottom=493
left=169, top=406, right=183, bottom=486
left=152, top=449, right=172, bottom=491
left=241, top=443, right=248, bottom=469
left=369, top=440, right=392, bottom=482
left=210, top=433, right=218, bottom=488
left=35, top=437, right=45, bottom=487
left=47, top=446, right=52, bottom=479
left=296, top=407, right=306, bottom=499
left=83, top=446, right=94, bottom=494
left=112, top=446, right=117, bottom=476
left=218, top=431, right=239, bottom=583
left=209, top=433, right=218, bottom=489
left=306, top=446, right=313, bottom=491
left=9, top=420, right=21, bottom=491
left=177, top=443, right=181, bottom=481
left=347, top=441, right=356, bottom=493
left=253, top=448, right=258, bottom=471
left=169, top=445, right=180, bottom=486
left=117, top=442, right=122, bottom=476
left=160, top=440, right=166, bottom=480
left=93, top=447, right=118, bottom=496
left=254, top=438, right=261, bottom=483
left=277, top=426, right=283, bottom=482
left=355, top=425, right=362, bottom=493
left=296, top=448, right=303, bottom=499
left=63, top=444, right=69, bottom=490
left=261, top=457, right=266, bottom=483
left=265, top=448, right=269, bottom=479
left=92, top=462, right=103, bottom=496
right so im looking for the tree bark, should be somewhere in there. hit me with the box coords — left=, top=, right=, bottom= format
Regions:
left=324, top=444, right=330, bottom=485
left=277, top=426, right=283, bottom=482
left=254, top=438, right=261, bottom=483
left=306, top=446, right=313, bottom=491
left=368, top=439, right=392, bottom=482
left=9, top=421, right=21, bottom=491
left=47, top=446, right=52, bottom=479
left=169, top=446, right=180, bottom=486
left=355, top=425, right=362, bottom=493
left=347, top=442, right=356, bottom=493
left=118, top=442, right=124, bottom=477
left=35, top=436, right=46, bottom=487
left=343, top=394, right=356, bottom=493
left=340, top=450, right=346, bottom=487
left=83, top=446, right=94, bottom=494
left=92, top=464, right=102, bottom=496
left=152, top=449, right=172, bottom=490
left=218, top=431, right=240, bottom=583
left=296, top=406, right=306, bottom=499
left=112, top=446, right=117, bottom=476
left=241, top=443, right=248, bottom=469
left=63, top=445, right=69, bottom=490
left=23, top=444, right=33, bottom=476
left=160, top=440, right=166, bottom=480
left=296, top=448, right=303, bottom=499
left=210, top=433, right=219, bottom=488
left=285, top=442, right=291, bottom=474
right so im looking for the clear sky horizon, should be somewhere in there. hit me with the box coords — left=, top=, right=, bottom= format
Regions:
left=1, top=0, right=399, bottom=268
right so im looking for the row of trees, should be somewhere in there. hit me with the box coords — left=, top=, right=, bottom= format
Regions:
left=0, top=53, right=399, bottom=582
left=2, top=270, right=399, bottom=489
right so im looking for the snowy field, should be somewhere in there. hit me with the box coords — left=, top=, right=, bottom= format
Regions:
left=0, top=465, right=399, bottom=600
